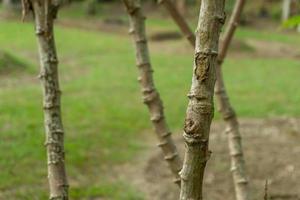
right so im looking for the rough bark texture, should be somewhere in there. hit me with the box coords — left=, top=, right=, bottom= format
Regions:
left=215, top=1, right=250, bottom=200
left=163, top=0, right=249, bottom=199
left=179, top=0, right=225, bottom=199
left=122, top=0, right=182, bottom=185
left=158, top=0, right=195, bottom=47
left=22, top=1, right=69, bottom=199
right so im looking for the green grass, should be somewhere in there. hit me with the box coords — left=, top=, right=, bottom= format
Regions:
left=0, top=50, right=34, bottom=74
left=0, top=10, right=300, bottom=199
left=9, top=181, right=143, bottom=200
left=236, top=26, right=300, bottom=45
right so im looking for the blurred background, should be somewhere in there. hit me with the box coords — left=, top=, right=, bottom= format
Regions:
left=0, top=0, right=299, bottom=199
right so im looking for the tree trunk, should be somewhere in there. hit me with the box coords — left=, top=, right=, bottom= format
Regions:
left=162, top=0, right=250, bottom=199
left=179, top=0, right=225, bottom=199
left=22, top=1, right=69, bottom=199
left=122, top=0, right=182, bottom=186
left=282, top=0, right=292, bottom=21
left=215, top=1, right=250, bottom=200
left=158, top=0, right=195, bottom=46
left=176, top=0, right=186, bottom=16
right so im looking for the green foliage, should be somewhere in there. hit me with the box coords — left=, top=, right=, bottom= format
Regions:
left=283, top=15, right=300, bottom=28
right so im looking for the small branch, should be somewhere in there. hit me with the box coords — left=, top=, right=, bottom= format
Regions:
left=264, top=180, right=268, bottom=200
left=218, top=0, right=246, bottom=64
left=23, top=1, right=69, bottom=199
left=122, top=0, right=182, bottom=186
left=158, top=0, right=195, bottom=47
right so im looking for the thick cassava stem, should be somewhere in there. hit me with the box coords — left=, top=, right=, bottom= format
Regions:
left=179, top=1, right=225, bottom=199
left=122, top=0, right=182, bottom=186
left=215, top=1, right=249, bottom=200
left=158, top=0, right=195, bottom=46
left=164, top=0, right=249, bottom=199
left=23, top=1, right=69, bottom=199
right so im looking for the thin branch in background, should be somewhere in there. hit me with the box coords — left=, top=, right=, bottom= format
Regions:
left=160, top=0, right=250, bottom=199
left=122, top=0, right=182, bottom=186
left=264, top=180, right=269, bottom=200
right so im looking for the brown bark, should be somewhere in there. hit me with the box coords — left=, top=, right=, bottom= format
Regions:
left=179, top=0, right=225, bottom=199
left=22, top=1, right=69, bottom=199
left=122, top=0, right=182, bottom=185
left=176, top=0, right=187, bottom=16
left=158, top=0, right=195, bottom=47
left=163, top=0, right=249, bottom=199
left=215, top=1, right=249, bottom=200
left=218, top=0, right=246, bottom=64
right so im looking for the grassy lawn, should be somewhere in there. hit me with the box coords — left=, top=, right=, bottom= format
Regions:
left=0, top=6, right=299, bottom=199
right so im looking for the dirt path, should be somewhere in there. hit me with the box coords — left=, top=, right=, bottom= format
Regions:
left=116, top=118, right=300, bottom=200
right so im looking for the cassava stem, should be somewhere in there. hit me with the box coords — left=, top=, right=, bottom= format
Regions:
left=179, top=0, right=225, bottom=199
left=122, top=0, right=182, bottom=185
left=158, top=0, right=195, bottom=46
left=163, top=0, right=250, bottom=199
left=215, top=1, right=249, bottom=200
left=22, top=0, right=69, bottom=199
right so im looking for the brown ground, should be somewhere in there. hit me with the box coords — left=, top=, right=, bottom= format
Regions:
left=115, top=118, right=300, bottom=200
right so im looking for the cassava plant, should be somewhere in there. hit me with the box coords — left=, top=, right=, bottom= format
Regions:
left=215, top=1, right=249, bottom=200
left=122, top=0, right=182, bottom=186
left=158, top=0, right=195, bottom=46
left=161, top=0, right=250, bottom=199
left=22, top=0, right=69, bottom=199
left=179, top=0, right=225, bottom=199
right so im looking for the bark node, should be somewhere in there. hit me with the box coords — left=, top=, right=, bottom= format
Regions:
left=22, top=1, right=69, bottom=199
left=180, top=1, right=225, bottom=199
left=123, top=0, right=182, bottom=186
left=215, top=1, right=250, bottom=200
left=163, top=0, right=250, bottom=199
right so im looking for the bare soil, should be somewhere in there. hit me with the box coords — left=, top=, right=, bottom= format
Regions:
left=116, top=118, right=300, bottom=200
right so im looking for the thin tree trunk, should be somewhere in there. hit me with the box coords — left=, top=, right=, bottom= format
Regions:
left=282, top=0, right=292, bottom=21
left=122, top=0, right=182, bottom=186
left=158, top=0, right=195, bottom=46
left=176, top=0, right=186, bottom=16
left=163, top=0, right=249, bottom=199
left=22, top=1, right=69, bottom=199
left=179, top=0, right=225, bottom=199
left=215, top=1, right=249, bottom=200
